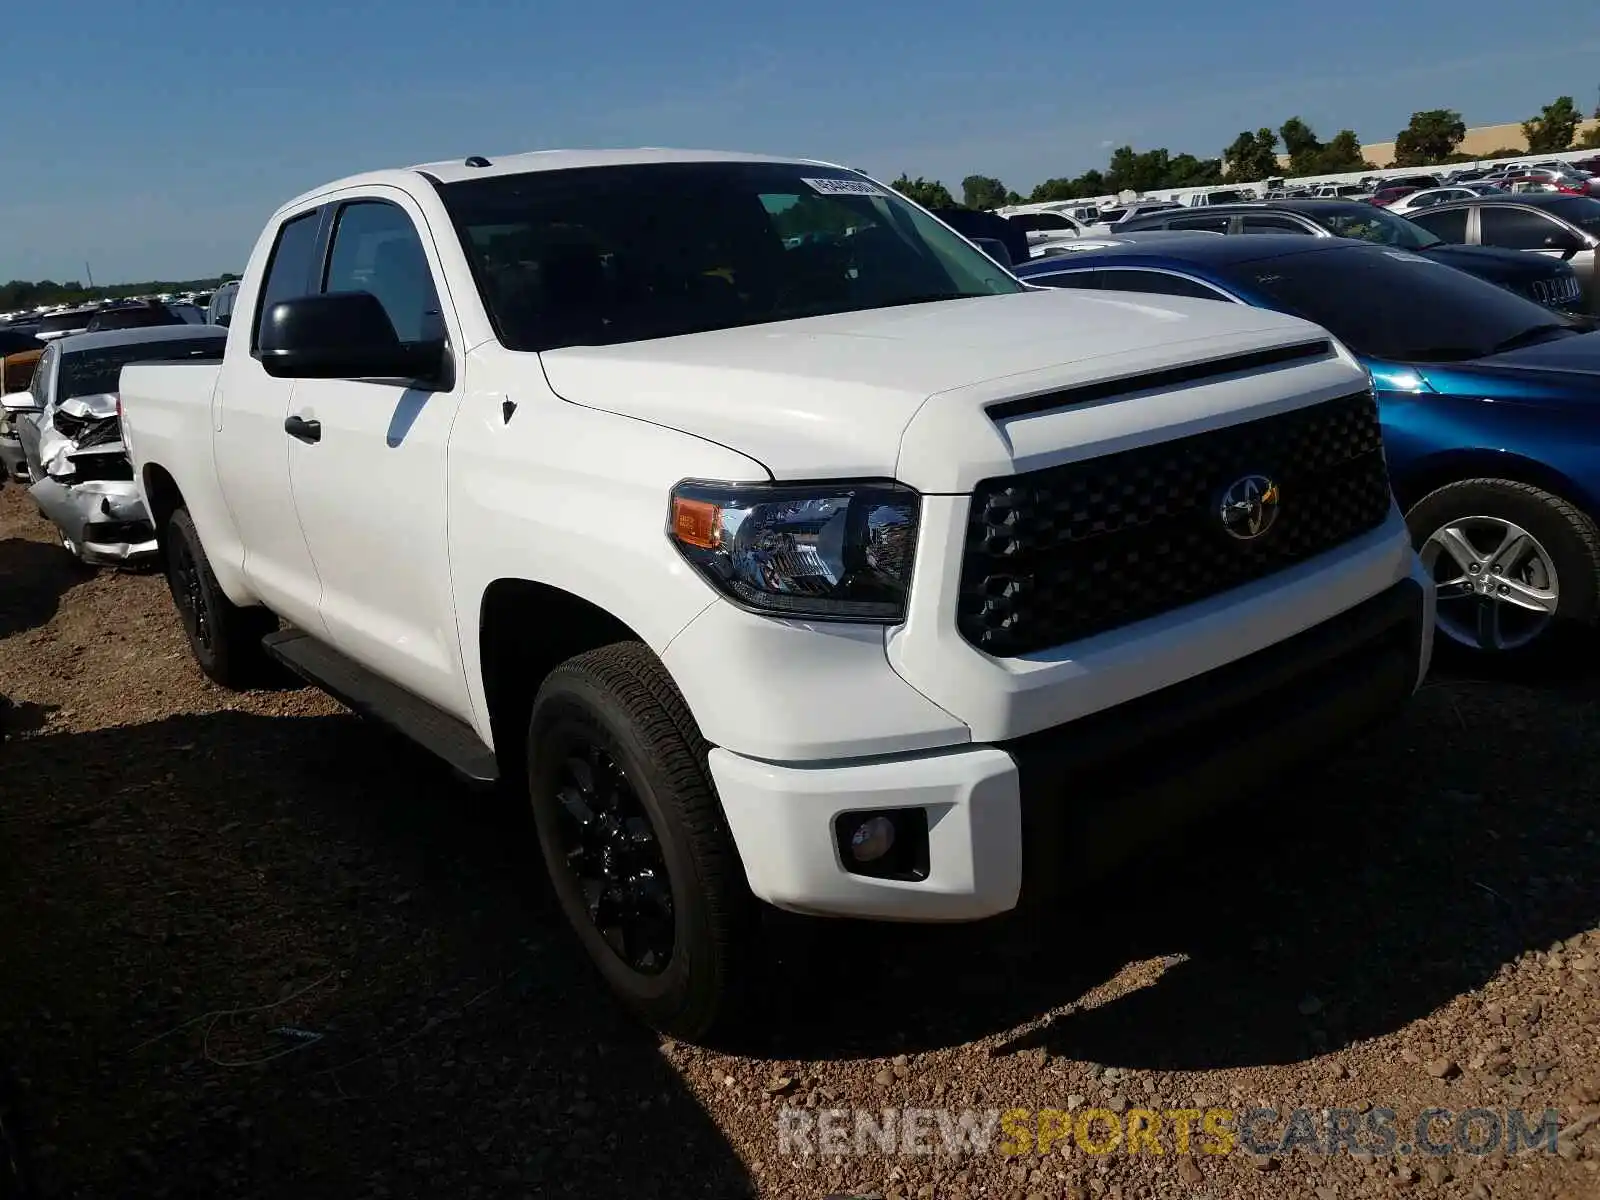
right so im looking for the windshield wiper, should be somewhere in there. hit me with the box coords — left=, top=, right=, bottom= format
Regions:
left=1487, top=324, right=1576, bottom=355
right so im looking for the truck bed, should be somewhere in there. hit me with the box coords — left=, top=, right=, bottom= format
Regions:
left=119, top=359, right=223, bottom=516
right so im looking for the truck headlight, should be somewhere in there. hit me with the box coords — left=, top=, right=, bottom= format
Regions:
left=668, top=480, right=920, bottom=621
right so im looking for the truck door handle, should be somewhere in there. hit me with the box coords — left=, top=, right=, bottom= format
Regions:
left=284, top=415, right=321, bottom=443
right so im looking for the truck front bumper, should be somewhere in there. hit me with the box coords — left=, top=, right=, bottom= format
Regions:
left=710, top=572, right=1430, bottom=921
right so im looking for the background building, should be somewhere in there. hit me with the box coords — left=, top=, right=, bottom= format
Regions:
left=1360, top=119, right=1600, bottom=167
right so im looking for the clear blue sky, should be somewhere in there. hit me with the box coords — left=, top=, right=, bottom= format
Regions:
left=2, top=0, right=1597, bottom=283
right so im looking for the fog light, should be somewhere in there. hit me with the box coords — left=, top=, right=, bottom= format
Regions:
left=848, top=815, right=897, bottom=863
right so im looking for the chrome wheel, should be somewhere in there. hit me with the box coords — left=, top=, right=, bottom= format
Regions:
left=1421, top=515, right=1559, bottom=652
left=551, top=739, right=675, bottom=976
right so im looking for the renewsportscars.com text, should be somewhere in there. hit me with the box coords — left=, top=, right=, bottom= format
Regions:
left=775, top=1105, right=1562, bottom=1159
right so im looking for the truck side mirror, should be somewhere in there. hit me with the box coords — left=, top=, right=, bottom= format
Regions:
left=258, top=292, right=448, bottom=387
left=0, top=391, right=39, bottom=414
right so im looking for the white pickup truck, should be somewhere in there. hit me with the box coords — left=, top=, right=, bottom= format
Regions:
left=121, top=148, right=1433, bottom=1039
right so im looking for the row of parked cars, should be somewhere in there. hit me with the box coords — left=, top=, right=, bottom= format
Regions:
left=2, top=148, right=1597, bottom=1040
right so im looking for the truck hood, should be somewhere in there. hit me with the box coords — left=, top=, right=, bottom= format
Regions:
left=537, top=289, right=1345, bottom=488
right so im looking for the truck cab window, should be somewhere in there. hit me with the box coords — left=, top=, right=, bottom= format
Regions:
left=252, top=211, right=323, bottom=352
left=324, top=202, right=446, bottom=344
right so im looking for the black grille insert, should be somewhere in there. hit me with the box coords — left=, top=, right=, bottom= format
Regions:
left=959, top=390, right=1392, bottom=656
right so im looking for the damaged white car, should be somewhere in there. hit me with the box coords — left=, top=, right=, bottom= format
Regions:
left=3, top=326, right=226, bottom=564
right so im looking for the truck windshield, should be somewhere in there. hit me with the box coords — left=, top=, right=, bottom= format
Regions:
left=437, top=161, right=1023, bottom=351
left=58, top=336, right=225, bottom=400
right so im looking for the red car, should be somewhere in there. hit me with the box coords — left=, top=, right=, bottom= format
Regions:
left=1501, top=172, right=1589, bottom=196
left=1369, top=185, right=1419, bottom=207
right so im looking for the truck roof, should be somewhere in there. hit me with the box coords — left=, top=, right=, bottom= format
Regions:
left=280, top=147, right=846, bottom=212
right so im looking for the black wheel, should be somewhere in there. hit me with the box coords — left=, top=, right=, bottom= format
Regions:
left=527, top=642, right=757, bottom=1041
left=163, top=507, right=277, bottom=688
left=1406, top=478, right=1600, bottom=666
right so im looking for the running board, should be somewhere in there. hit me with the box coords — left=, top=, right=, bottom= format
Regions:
left=262, top=628, right=500, bottom=785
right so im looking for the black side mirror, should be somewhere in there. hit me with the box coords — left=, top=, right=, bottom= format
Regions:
left=258, top=292, right=447, bottom=386
left=971, top=237, right=1013, bottom=268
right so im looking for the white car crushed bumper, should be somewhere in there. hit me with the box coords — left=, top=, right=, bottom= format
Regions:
left=29, top=477, right=159, bottom=565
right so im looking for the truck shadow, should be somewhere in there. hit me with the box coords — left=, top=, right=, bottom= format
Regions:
left=0, top=712, right=752, bottom=1200
left=759, top=675, right=1600, bottom=1067
left=0, top=537, right=91, bottom=638
left=3, top=673, right=1593, bottom=1195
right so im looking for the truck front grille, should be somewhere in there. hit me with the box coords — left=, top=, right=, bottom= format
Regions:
left=958, top=390, right=1392, bottom=656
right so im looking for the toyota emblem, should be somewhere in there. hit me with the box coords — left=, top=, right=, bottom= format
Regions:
left=1219, top=474, right=1281, bottom=540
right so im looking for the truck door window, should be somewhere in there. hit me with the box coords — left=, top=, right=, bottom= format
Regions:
left=252, top=210, right=324, bottom=353
left=323, top=201, right=446, bottom=344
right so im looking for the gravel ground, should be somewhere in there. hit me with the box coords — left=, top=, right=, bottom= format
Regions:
left=1, top=482, right=1598, bottom=1200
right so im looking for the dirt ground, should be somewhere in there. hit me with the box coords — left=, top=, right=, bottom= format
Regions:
left=1, top=482, right=1598, bottom=1200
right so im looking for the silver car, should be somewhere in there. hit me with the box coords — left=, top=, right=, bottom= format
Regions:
left=13, top=325, right=226, bottom=564
left=1406, top=194, right=1600, bottom=312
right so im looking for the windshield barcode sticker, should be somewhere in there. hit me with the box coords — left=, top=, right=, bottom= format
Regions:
left=802, top=177, right=885, bottom=197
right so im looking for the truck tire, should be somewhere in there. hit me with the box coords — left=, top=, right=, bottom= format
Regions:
left=1406, top=478, right=1600, bottom=667
left=526, top=642, right=757, bottom=1042
left=163, top=507, right=278, bottom=688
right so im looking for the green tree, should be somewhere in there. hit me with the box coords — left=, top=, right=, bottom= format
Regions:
left=1392, top=109, right=1466, bottom=167
left=1164, top=153, right=1225, bottom=187
left=961, top=174, right=1009, bottom=211
left=1280, top=116, right=1324, bottom=175
left=1105, top=146, right=1175, bottom=195
left=1313, top=130, right=1369, bottom=173
left=1073, top=169, right=1106, bottom=197
left=889, top=175, right=956, bottom=209
left=1523, top=96, right=1582, bottom=154
left=1224, top=128, right=1280, bottom=181
left=1029, top=177, right=1079, bottom=202
left=1029, top=169, right=1105, bottom=203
